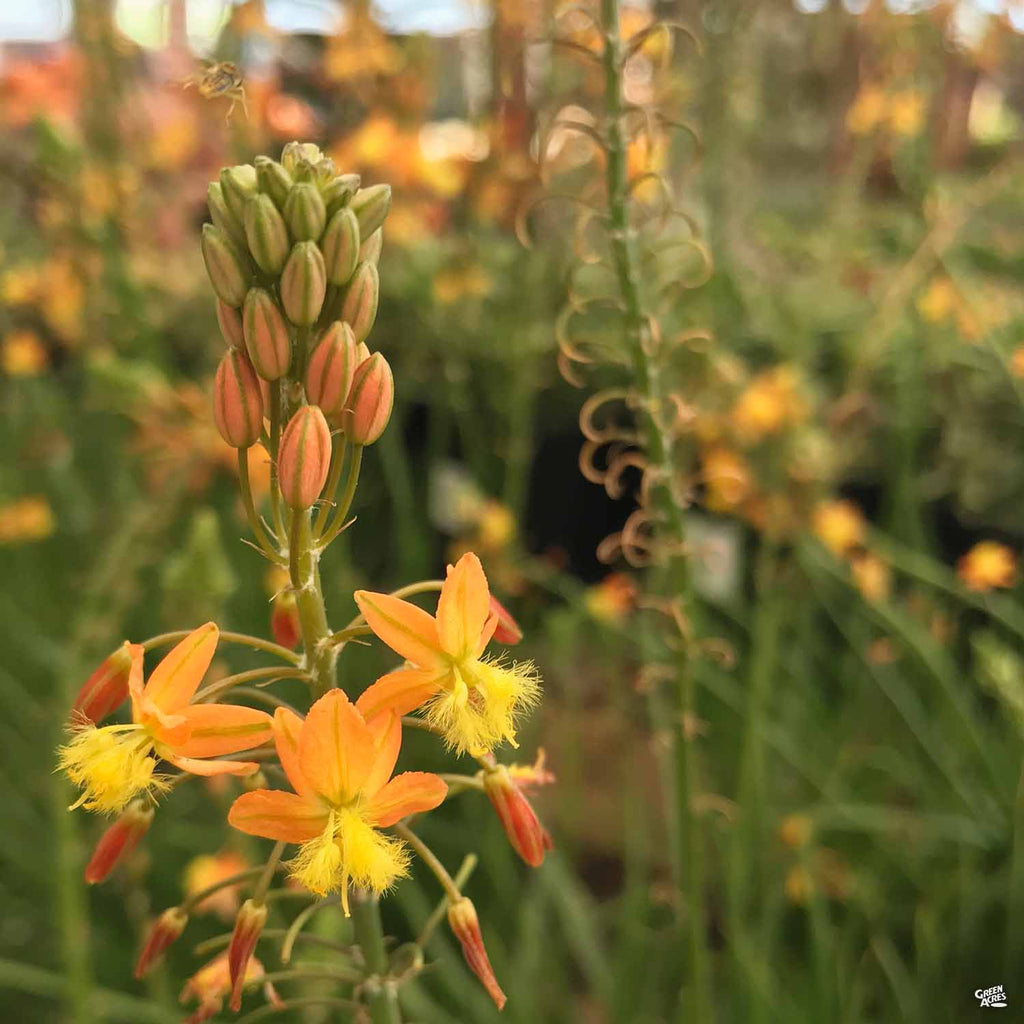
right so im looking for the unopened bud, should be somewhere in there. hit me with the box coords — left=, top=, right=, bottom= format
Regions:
left=284, top=182, right=326, bottom=243
left=85, top=800, right=153, bottom=884
left=359, top=227, right=383, bottom=267
left=305, top=322, right=357, bottom=416
left=242, top=288, right=292, bottom=381
left=214, top=348, right=264, bottom=449
left=489, top=595, right=523, bottom=645
left=341, top=261, right=379, bottom=344
left=255, top=155, right=292, bottom=208
left=201, top=225, right=250, bottom=308
left=447, top=898, right=506, bottom=1011
left=270, top=590, right=300, bottom=649
left=320, top=207, right=360, bottom=286
left=280, top=242, right=327, bottom=326
left=244, top=194, right=289, bottom=276
left=278, top=405, right=332, bottom=509
left=350, top=183, right=392, bottom=239
left=134, top=906, right=188, bottom=979
left=281, top=142, right=323, bottom=174
left=216, top=299, right=244, bottom=349
left=344, top=353, right=393, bottom=445
left=220, top=165, right=258, bottom=223
left=483, top=765, right=552, bottom=867
left=355, top=341, right=371, bottom=363
left=322, top=173, right=361, bottom=216
left=228, top=899, right=268, bottom=1011
left=73, top=642, right=136, bottom=723
left=207, top=182, right=246, bottom=248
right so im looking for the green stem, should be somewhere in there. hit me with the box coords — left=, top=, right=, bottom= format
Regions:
left=350, top=889, right=402, bottom=1024
left=416, top=854, right=477, bottom=947
left=268, top=379, right=285, bottom=540
left=288, top=510, right=336, bottom=698
left=142, top=630, right=302, bottom=665
left=238, top=449, right=285, bottom=564
left=313, top=438, right=348, bottom=536
left=391, top=822, right=462, bottom=903
left=194, top=666, right=310, bottom=703
left=317, top=446, right=364, bottom=548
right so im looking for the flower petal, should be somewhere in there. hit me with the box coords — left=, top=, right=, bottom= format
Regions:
left=273, top=707, right=311, bottom=796
left=356, top=668, right=442, bottom=721
left=171, top=704, right=273, bottom=758
left=143, top=623, right=219, bottom=714
left=436, top=552, right=490, bottom=660
left=228, top=789, right=328, bottom=843
left=353, top=591, right=445, bottom=669
left=164, top=753, right=261, bottom=778
left=365, top=771, right=448, bottom=828
left=299, top=690, right=375, bottom=805
left=361, top=712, right=402, bottom=799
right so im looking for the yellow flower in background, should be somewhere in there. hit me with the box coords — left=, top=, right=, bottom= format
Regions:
left=2, top=329, right=47, bottom=376
left=958, top=541, right=1017, bottom=592
left=476, top=499, right=515, bottom=552
left=812, top=499, right=865, bottom=558
left=183, top=850, right=251, bottom=920
left=584, top=573, right=637, bottom=624
left=778, top=813, right=813, bottom=849
left=847, top=84, right=887, bottom=135
left=887, top=89, right=925, bottom=136
left=850, top=552, right=891, bottom=603
left=41, top=256, right=85, bottom=344
left=1010, top=347, right=1024, bottom=379
left=0, top=496, right=55, bottom=544
left=433, top=265, right=491, bottom=306
left=916, top=278, right=957, bottom=323
left=731, top=366, right=806, bottom=443
left=702, top=446, right=752, bottom=512
left=2, top=266, right=42, bottom=306
left=81, top=163, right=118, bottom=220
left=146, top=108, right=199, bottom=169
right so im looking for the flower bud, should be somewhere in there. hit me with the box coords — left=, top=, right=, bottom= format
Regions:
left=134, top=906, right=188, bottom=979
left=341, top=261, right=379, bottom=344
left=255, top=155, right=292, bottom=208
left=281, top=142, right=323, bottom=174
left=280, top=242, right=327, bottom=326
left=244, top=194, right=289, bottom=276
left=359, top=227, right=383, bottom=267
left=214, top=348, right=264, bottom=449
left=489, top=594, right=523, bottom=645
left=85, top=800, right=153, bottom=884
left=355, top=341, right=371, bottom=363
left=322, top=173, right=361, bottom=216
left=242, top=288, right=292, bottom=381
left=207, top=182, right=246, bottom=248
left=278, top=405, right=332, bottom=509
left=343, top=353, right=393, bottom=445
left=447, top=898, right=506, bottom=1011
left=270, top=590, right=300, bottom=649
left=220, top=165, right=258, bottom=223
left=284, top=182, right=326, bottom=243
left=201, top=225, right=250, bottom=308
left=228, top=899, right=268, bottom=1012
left=350, top=183, right=392, bottom=239
left=72, top=642, right=135, bottom=723
left=305, top=322, right=357, bottom=416
left=216, top=299, right=244, bottom=348
left=483, top=765, right=552, bottom=867
left=320, top=207, right=360, bottom=286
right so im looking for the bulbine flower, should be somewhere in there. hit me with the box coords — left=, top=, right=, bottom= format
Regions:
left=354, top=552, right=540, bottom=755
left=227, top=690, right=447, bottom=914
left=58, top=624, right=273, bottom=815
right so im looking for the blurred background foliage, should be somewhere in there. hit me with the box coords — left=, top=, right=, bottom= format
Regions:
left=2, top=0, right=1024, bottom=1021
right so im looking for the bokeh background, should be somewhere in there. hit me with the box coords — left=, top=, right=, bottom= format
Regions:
left=3, top=0, right=1024, bottom=1021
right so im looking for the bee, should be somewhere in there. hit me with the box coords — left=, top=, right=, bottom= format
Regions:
left=183, top=60, right=248, bottom=122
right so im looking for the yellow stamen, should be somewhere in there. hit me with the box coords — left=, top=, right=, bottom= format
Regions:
left=57, top=724, right=164, bottom=814
left=289, top=815, right=343, bottom=899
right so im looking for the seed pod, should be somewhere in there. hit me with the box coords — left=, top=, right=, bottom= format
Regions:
left=85, top=800, right=154, bottom=885
left=350, top=183, right=392, bottom=239
left=305, top=322, right=357, bottom=416
left=220, top=165, right=258, bottom=223
left=280, top=242, right=327, bottom=326
left=254, top=155, right=292, bottom=208
left=201, top=224, right=249, bottom=308
left=278, top=405, right=333, bottom=509
left=214, top=348, right=264, bottom=448
left=243, top=288, right=292, bottom=381
left=322, top=173, right=361, bottom=215
left=447, top=898, right=506, bottom=1011
left=284, top=182, right=326, bottom=242
left=207, top=181, right=246, bottom=248
left=358, top=227, right=383, bottom=267
left=281, top=142, right=323, bottom=173
left=216, top=299, right=244, bottom=348
left=320, top=207, right=360, bottom=285
left=343, top=353, right=393, bottom=445
left=134, top=907, right=188, bottom=979
left=341, top=261, right=379, bottom=344
left=244, top=194, right=289, bottom=276
left=72, top=643, right=136, bottom=724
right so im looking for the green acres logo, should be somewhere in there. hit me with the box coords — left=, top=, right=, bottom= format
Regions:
left=975, top=985, right=1007, bottom=1008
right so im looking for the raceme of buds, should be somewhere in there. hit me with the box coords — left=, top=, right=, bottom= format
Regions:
left=216, top=300, right=244, bottom=349
left=214, top=348, right=264, bottom=449
left=72, top=642, right=134, bottom=723
left=255, top=155, right=292, bottom=208
left=220, top=165, right=258, bottom=223
left=84, top=799, right=154, bottom=884
left=281, top=141, right=323, bottom=174
left=489, top=595, right=523, bottom=645
left=483, top=765, right=552, bottom=868
left=359, top=227, right=383, bottom=267
left=350, top=183, right=392, bottom=240
left=305, top=322, right=357, bottom=417
left=201, top=225, right=250, bottom=309
left=270, top=590, right=300, bottom=649
left=320, top=207, right=360, bottom=286
left=284, top=182, right=326, bottom=243
left=228, top=898, right=268, bottom=1012
left=280, top=242, right=327, bottom=326
left=244, top=195, right=289, bottom=276
left=243, top=288, right=292, bottom=381
left=278, top=405, right=332, bottom=509
left=343, top=353, right=393, bottom=446
left=323, top=173, right=360, bottom=216
left=135, top=906, right=189, bottom=979
left=207, top=182, right=246, bottom=248
left=447, top=897, right=506, bottom=1011
left=341, top=261, right=379, bottom=344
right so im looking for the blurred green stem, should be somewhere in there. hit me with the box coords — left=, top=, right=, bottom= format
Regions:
left=288, top=511, right=336, bottom=699
left=238, top=450, right=285, bottom=563
left=350, top=890, right=402, bottom=1024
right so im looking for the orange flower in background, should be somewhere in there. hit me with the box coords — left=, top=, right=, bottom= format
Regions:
left=584, top=573, right=638, bottom=624
left=850, top=552, right=891, bottom=603
left=180, top=951, right=276, bottom=1024
left=184, top=850, right=251, bottom=920
left=1010, top=347, right=1024, bottom=379
left=228, top=692, right=447, bottom=913
left=0, top=496, right=55, bottom=544
left=702, top=446, right=752, bottom=512
left=2, top=329, right=48, bottom=376
left=958, top=541, right=1017, bottom=592
left=355, top=553, right=541, bottom=755
left=732, top=366, right=806, bottom=443
left=58, top=624, right=273, bottom=814
left=812, top=499, right=865, bottom=558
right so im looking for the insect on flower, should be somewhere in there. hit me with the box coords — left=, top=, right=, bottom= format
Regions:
left=184, top=60, right=248, bottom=122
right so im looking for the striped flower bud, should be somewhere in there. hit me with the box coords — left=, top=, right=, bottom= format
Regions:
left=270, top=591, right=300, bottom=649
left=242, top=288, right=291, bottom=381
left=284, top=182, right=326, bottom=243
left=278, top=405, right=332, bottom=509
left=214, top=348, right=264, bottom=449
left=255, top=155, right=292, bottom=208
left=350, top=183, right=392, bottom=239
left=305, top=322, right=357, bottom=416
left=201, top=225, right=250, bottom=308
left=447, top=898, right=506, bottom=1011
left=355, top=341, right=371, bottom=364
left=72, top=642, right=134, bottom=724
left=207, top=182, right=246, bottom=248
left=320, top=207, right=360, bottom=286
left=322, top=173, right=361, bottom=215
left=343, top=353, right=393, bottom=445
left=216, top=299, right=244, bottom=348
left=359, top=227, right=383, bottom=267
left=281, top=142, right=323, bottom=174
left=341, top=261, right=379, bottom=344
left=488, top=594, right=523, bottom=645
left=220, top=165, right=258, bottom=222
left=280, top=242, right=327, bottom=326
left=228, top=899, right=268, bottom=1012
left=84, top=800, right=154, bottom=884
left=134, top=907, right=188, bottom=979
left=483, top=765, right=552, bottom=868
left=244, top=194, right=289, bottom=276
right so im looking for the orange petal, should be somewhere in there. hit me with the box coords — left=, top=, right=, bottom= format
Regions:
left=437, top=552, right=490, bottom=660
left=227, top=789, right=328, bottom=843
left=299, top=690, right=375, bottom=805
left=361, top=712, right=402, bottom=799
left=164, top=753, right=261, bottom=777
left=272, top=707, right=311, bottom=796
left=365, top=771, right=448, bottom=828
left=356, top=668, right=442, bottom=720
left=143, top=623, right=219, bottom=714
left=171, top=704, right=273, bottom=758
left=353, top=591, right=445, bottom=669
left=474, top=612, right=499, bottom=659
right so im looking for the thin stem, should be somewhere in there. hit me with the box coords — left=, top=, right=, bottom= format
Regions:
left=195, top=666, right=310, bottom=703
left=268, top=379, right=286, bottom=540
left=350, top=889, right=402, bottom=1024
left=234, top=996, right=360, bottom=1024
left=226, top=687, right=304, bottom=715
left=416, top=854, right=478, bottom=947
left=238, top=449, right=286, bottom=564
left=289, top=510, right=336, bottom=698
left=193, top=928, right=353, bottom=959
left=391, top=822, right=461, bottom=903
left=327, top=625, right=373, bottom=647
left=281, top=897, right=337, bottom=963
left=317, top=445, right=363, bottom=548
left=253, top=842, right=286, bottom=902
left=313, top=437, right=348, bottom=536
left=183, top=867, right=268, bottom=914
left=141, top=630, right=302, bottom=665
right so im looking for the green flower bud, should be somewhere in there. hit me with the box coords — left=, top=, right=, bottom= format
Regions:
left=281, top=142, right=323, bottom=174
left=242, top=288, right=292, bottom=381
left=280, top=242, right=327, bottom=326
left=219, top=165, right=258, bottom=223
left=243, top=194, right=289, bottom=276
left=358, top=227, right=383, bottom=267
left=216, top=299, right=244, bottom=348
left=323, top=173, right=361, bottom=216
left=320, top=207, right=360, bottom=286
left=350, top=184, right=391, bottom=239
left=341, top=261, right=379, bottom=344
left=255, top=155, right=292, bottom=208
left=284, top=182, right=327, bottom=243
left=208, top=182, right=246, bottom=248
left=201, top=224, right=250, bottom=308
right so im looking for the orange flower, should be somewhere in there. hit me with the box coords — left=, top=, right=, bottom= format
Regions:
left=354, top=553, right=541, bottom=755
left=184, top=850, right=251, bottom=920
left=58, top=624, right=273, bottom=814
left=812, top=499, right=865, bottom=558
left=179, top=951, right=275, bottom=1024
left=958, top=541, right=1017, bottom=592
left=228, top=691, right=447, bottom=913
